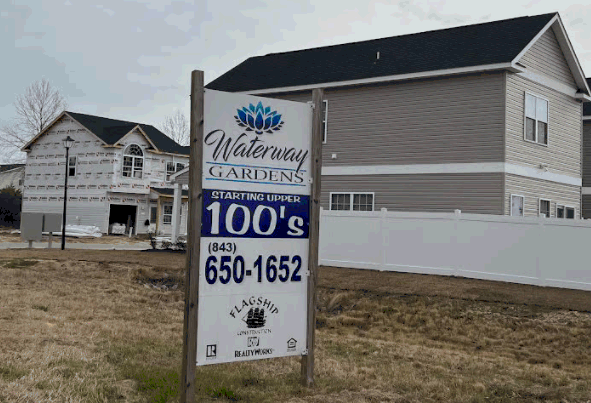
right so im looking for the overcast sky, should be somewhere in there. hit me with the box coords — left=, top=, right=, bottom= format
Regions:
left=1, top=0, right=590, bottom=162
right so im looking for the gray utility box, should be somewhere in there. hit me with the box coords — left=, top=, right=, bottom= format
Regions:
left=20, top=212, right=62, bottom=242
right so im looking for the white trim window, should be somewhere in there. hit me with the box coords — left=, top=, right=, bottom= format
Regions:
left=68, top=156, right=77, bottom=177
left=556, top=204, right=565, bottom=218
left=511, top=194, right=524, bottom=217
left=524, top=93, right=548, bottom=145
left=330, top=192, right=375, bottom=211
left=163, top=203, right=173, bottom=224
left=556, top=205, right=575, bottom=219
left=166, top=162, right=176, bottom=181
left=539, top=199, right=550, bottom=218
left=322, top=100, right=328, bottom=144
left=122, top=144, right=143, bottom=178
left=166, top=162, right=186, bottom=181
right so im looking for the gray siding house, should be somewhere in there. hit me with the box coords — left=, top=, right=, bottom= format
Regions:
left=206, top=13, right=589, bottom=218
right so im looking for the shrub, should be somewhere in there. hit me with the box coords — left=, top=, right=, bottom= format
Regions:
left=0, top=186, right=22, bottom=228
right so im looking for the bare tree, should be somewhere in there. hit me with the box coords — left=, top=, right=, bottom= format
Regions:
left=159, top=109, right=189, bottom=146
left=0, top=78, right=67, bottom=161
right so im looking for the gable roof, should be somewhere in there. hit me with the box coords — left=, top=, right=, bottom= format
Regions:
left=0, top=164, right=25, bottom=173
left=66, top=112, right=190, bottom=155
left=22, top=111, right=190, bottom=155
left=207, top=12, right=587, bottom=96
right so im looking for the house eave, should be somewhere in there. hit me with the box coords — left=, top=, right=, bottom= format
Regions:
left=575, top=93, right=591, bottom=102
left=233, top=62, right=518, bottom=95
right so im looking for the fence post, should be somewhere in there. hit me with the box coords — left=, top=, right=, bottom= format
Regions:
left=536, top=216, right=544, bottom=286
left=453, top=210, right=461, bottom=276
left=381, top=208, right=388, bottom=270
left=318, top=207, right=324, bottom=266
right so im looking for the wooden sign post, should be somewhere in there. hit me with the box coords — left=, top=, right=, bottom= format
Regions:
left=180, top=71, right=323, bottom=401
left=181, top=69, right=204, bottom=403
left=301, top=88, right=324, bottom=387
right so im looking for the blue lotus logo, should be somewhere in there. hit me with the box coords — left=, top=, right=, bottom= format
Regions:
left=235, top=101, right=284, bottom=134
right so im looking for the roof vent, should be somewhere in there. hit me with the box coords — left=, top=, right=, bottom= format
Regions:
left=376, top=51, right=380, bottom=60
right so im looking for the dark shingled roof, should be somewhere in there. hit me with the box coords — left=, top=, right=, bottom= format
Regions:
left=0, top=164, right=25, bottom=173
left=206, top=13, right=556, bottom=93
left=66, top=111, right=190, bottom=155
left=584, top=78, right=591, bottom=117
left=150, top=187, right=189, bottom=197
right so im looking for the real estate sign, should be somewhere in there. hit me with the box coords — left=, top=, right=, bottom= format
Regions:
left=196, top=89, right=313, bottom=365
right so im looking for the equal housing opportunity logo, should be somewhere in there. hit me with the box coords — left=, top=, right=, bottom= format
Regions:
left=235, top=102, right=284, bottom=134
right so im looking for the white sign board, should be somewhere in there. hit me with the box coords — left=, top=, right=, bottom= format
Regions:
left=196, top=89, right=313, bottom=365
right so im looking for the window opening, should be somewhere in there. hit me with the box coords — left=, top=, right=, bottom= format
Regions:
left=122, top=144, right=143, bottom=178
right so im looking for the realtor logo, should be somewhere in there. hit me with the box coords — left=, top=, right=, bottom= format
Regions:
left=247, top=337, right=260, bottom=347
left=206, top=344, right=217, bottom=358
left=287, top=338, right=297, bottom=352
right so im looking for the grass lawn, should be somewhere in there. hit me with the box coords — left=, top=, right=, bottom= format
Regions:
left=0, top=249, right=590, bottom=402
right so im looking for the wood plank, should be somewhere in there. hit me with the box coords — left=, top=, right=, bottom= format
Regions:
left=301, top=88, right=324, bottom=386
left=180, top=70, right=204, bottom=403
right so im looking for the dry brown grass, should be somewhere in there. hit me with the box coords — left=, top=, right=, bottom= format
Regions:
left=1, top=249, right=591, bottom=402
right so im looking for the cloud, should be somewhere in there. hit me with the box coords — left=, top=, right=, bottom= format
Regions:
left=2, top=0, right=591, bottom=164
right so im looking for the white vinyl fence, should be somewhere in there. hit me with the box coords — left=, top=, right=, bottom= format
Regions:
left=319, top=208, right=591, bottom=291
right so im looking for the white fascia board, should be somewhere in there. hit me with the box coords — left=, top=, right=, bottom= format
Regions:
left=149, top=149, right=190, bottom=157
left=511, top=15, right=589, bottom=96
left=114, top=125, right=159, bottom=151
left=22, top=111, right=109, bottom=151
left=551, top=15, right=591, bottom=95
left=21, top=111, right=65, bottom=151
left=321, top=162, right=506, bottom=176
left=236, top=63, right=515, bottom=95
left=517, top=70, right=578, bottom=98
left=320, top=162, right=581, bottom=186
left=575, top=93, right=591, bottom=102
left=511, top=14, right=558, bottom=64
left=504, top=163, right=581, bottom=186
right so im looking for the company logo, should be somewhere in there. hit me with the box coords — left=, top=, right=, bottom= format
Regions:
left=235, top=102, right=284, bottom=135
left=247, top=337, right=260, bottom=347
left=235, top=348, right=274, bottom=358
left=287, top=338, right=297, bottom=352
left=245, top=307, right=266, bottom=328
left=229, top=296, right=279, bottom=336
left=206, top=344, right=217, bottom=359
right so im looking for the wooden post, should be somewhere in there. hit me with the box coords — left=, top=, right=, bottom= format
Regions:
left=171, top=182, right=182, bottom=243
left=61, top=147, right=70, bottom=250
left=180, top=70, right=204, bottom=403
left=301, top=88, right=324, bottom=387
left=126, top=215, right=132, bottom=236
left=48, top=233, right=53, bottom=249
left=156, top=199, right=162, bottom=234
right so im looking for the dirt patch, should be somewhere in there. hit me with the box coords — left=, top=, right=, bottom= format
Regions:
left=0, top=228, right=148, bottom=245
left=1, top=251, right=591, bottom=402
